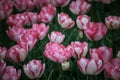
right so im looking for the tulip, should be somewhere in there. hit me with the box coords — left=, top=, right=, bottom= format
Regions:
left=48, top=0, right=70, bottom=7
left=2, top=66, right=21, bottom=80
left=0, top=60, right=6, bottom=78
left=7, top=27, right=25, bottom=42
left=104, top=58, right=120, bottom=80
left=69, top=0, right=91, bottom=15
left=7, top=42, right=28, bottom=63
left=71, top=41, right=88, bottom=59
left=94, top=0, right=115, bottom=4
left=44, top=42, right=73, bottom=63
left=90, top=46, right=112, bottom=64
left=61, top=61, right=70, bottom=71
left=84, top=22, right=108, bottom=41
left=18, top=29, right=38, bottom=51
left=105, top=16, right=120, bottom=29
left=79, top=30, right=83, bottom=38
left=0, top=0, right=13, bottom=21
left=39, top=4, right=56, bottom=23
left=32, top=23, right=49, bottom=40
left=117, top=50, right=120, bottom=58
left=13, top=0, right=34, bottom=11
left=76, top=15, right=91, bottom=30
left=48, top=31, right=65, bottom=43
left=0, top=47, right=7, bottom=60
left=58, top=12, right=75, bottom=29
left=23, top=60, right=45, bottom=79
left=77, top=58, right=104, bottom=75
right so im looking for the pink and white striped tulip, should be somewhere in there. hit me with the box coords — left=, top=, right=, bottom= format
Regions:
left=71, top=41, right=88, bottom=59
left=32, top=23, right=49, bottom=40
left=77, top=58, right=104, bottom=75
left=39, top=4, right=56, bottom=23
left=105, top=16, right=120, bottom=29
left=58, top=12, right=75, bottom=29
left=84, top=22, right=108, bottom=41
left=2, top=66, right=21, bottom=80
left=104, top=58, right=120, bottom=80
left=69, top=0, right=91, bottom=15
left=76, top=15, right=91, bottom=30
left=23, top=60, right=45, bottom=79
left=48, top=0, right=70, bottom=7
left=90, top=46, right=112, bottom=64
left=13, top=0, right=34, bottom=12
left=0, top=60, right=6, bottom=78
left=7, top=27, right=25, bottom=42
left=0, top=0, right=13, bottom=21
left=44, top=42, right=73, bottom=63
left=0, top=47, right=7, bottom=60
left=48, top=31, right=65, bottom=43
left=7, top=42, right=28, bottom=63
left=18, top=29, right=38, bottom=51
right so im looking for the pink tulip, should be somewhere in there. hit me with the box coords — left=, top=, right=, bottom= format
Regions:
left=7, top=42, right=28, bottom=63
left=95, top=0, right=115, bottom=4
left=58, top=12, right=75, bottom=29
left=84, top=22, right=108, bottom=41
left=48, top=0, right=70, bottom=7
left=104, top=58, right=120, bottom=80
left=0, top=47, right=7, bottom=60
left=0, top=0, right=13, bottom=21
left=48, top=31, right=65, bottom=43
left=44, top=42, right=73, bottom=63
left=2, top=66, right=21, bottom=80
left=77, top=58, right=104, bottom=75
left=69, top=0, right=91, bottom=15
left=90, top=46, right=112, bottom=64
left=39, top=4, right=56, bottom=23
left=13, top=0, right=34, bottom=11
left=32, top=23, right=49, bottom=40
left=23, top=60, right=45, bottom=79
left=76, top=15, right=91, bottom=30
left=71, top=41, right=88, bottom=59
left=105, top=16, right=120, bottom=29
left=7, top=27, right=25, bottom=42
left=0, top=60, right=6, bottom=78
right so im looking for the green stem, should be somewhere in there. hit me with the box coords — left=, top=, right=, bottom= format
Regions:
left=48, top=69, right=54, bottom=80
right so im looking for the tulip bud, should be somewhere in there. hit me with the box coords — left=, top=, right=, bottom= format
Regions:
left=117, top=50, right=120, bottom=58
left=61, top=61, right=70, bottom=71
left=0, top=47, right=7, bottom=60
left=48, top=31, right=65, bottom=43
left=0, top=60, right=6, bottom=78
left=2, top=66, right=21, bottom=80
left=32, top=23, right=49, bottom=40
left=58, top=12, right=75, bottom=29
left=79, top=30, right=83, bottom=39
left=76, top=15, right=91, bottom=30
left=44, top=42, right=72, bottom=63
left=23, top=60, right=45, bottom=79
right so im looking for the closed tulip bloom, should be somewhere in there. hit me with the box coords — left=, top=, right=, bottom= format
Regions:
left=23, top=60, right=45, bottom=79
left=90, top=46, right=112, bottom=64
left=7, top=42, right=28, bottom=63
left=0, top=60, right=6, bottom=78
left=0, top=47, right=7, bottom=60
left=61, top=61, right=70, bottom=71
left=71, top=41, right=88, bottom=59
left=77, top=58, right=104, bottom=75
left=58, top=12, right=75, bottom=29
left=48, top=31, right=65, bottom=43
left=7, top=27, right=25, bottom=42
left=104, top=58, right=120, bottom=80
left=44, top=42, right=73, bottom=63
left=84, top=22, right=108, bottom=41
left=76, top=15, right=91, bottom=30
left=105, top=16, right=120, bottom=29
left=2, top=66, right=21, bottom=80
left=48, top=0, right=70, bottom=7
left=69, top=0, right=91, bottom=15
left=13, top=0, right=34, bottom=11
left=32, top=23, right=49, bottom=40
left=117, top=50, right=120, bottom=58
left=39, top=4, right=56, bottom=23
left=0, top=0, right=13, bottom=21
